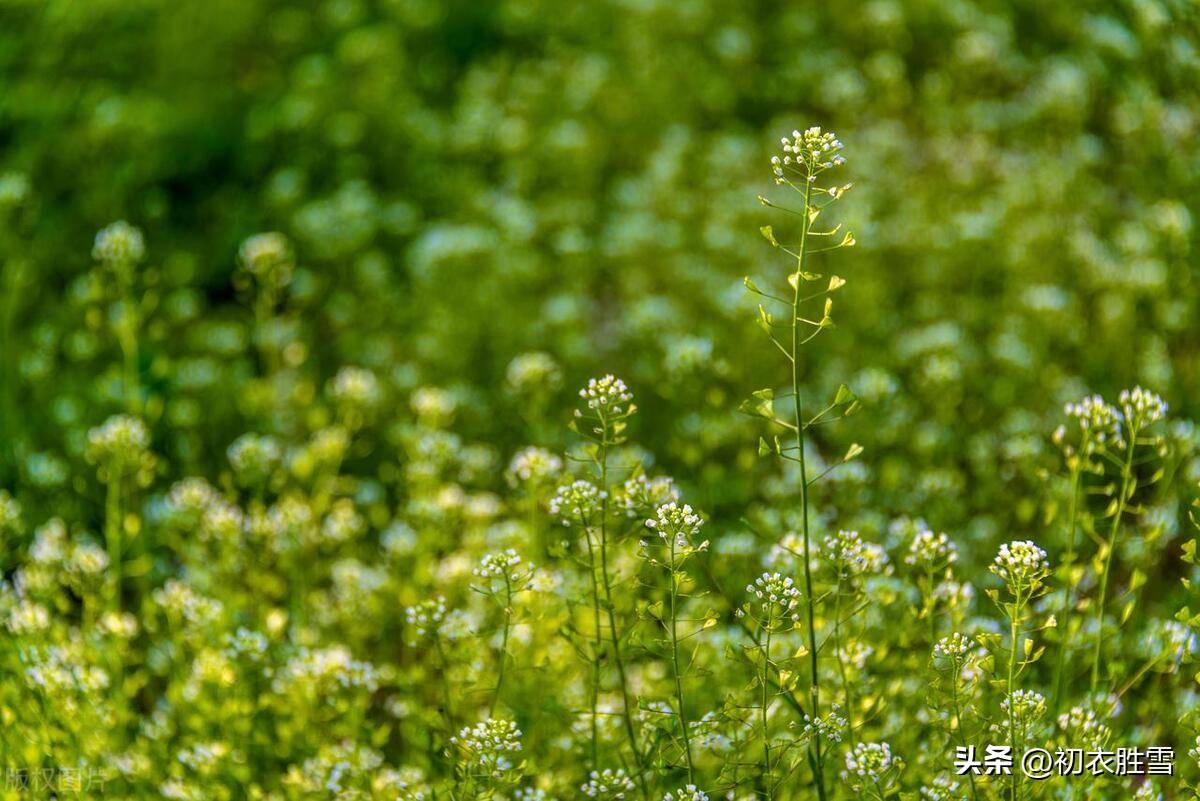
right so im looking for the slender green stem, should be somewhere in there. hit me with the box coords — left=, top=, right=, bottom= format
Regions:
left=434, top=635, right=456, bottom=741
left=1090, top=438, right=1136, bottom=694
left=791, top=174, right=827, bottom=801
left=1007, top=598, right=1020, bottom=801
left=105, top=477, right=122, bottom=612
left=950, top=674, right=979, bottom=801
left=925, top=565, right=937, bottom=645
left=490, top=576, right=513, bottom=716
left=116, top=263, right=141, bottom=414
left=832, top=576, right=854, bottom=744
left=761, top=624, right=773, bottom=799
left=668, top=540, right=695, bottom=782
left=583, top=521, right=602, bottom=770
left=596, top=435, right=647, bottom=797
left=1052, top=466, right=1082, bottom=714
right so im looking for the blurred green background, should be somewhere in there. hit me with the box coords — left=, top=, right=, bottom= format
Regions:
left=2, top=0, right=1198, bottom=553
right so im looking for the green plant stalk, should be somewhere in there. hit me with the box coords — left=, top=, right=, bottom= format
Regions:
left=760, top=622, right=773, bottom=800
left=1006, top=593, right=1021, bottom=801
left=832, top=576, right=854, bottom=743
left=105, top=476, right=122, bottom=613
left=255, top=283, right=280, bottom=379
left=596, top=417, right=647, bottom=795
left=116, top=260, right=141, bottom=414
left=1051, top=465, right=1082, bottom=714
left=925, top=565, right=938, bottom=645
left=582, top=521, right=603, bottom=770
left=1090, top=437, right=1136, bottom=695
left=490, top=575, right=513, bottom=716
left=950, top=671, right=980, bottom=801
left=434, top=633, right=457, bottom=768
left=791, top=176, right=827, bottom=801
left=668, top=539, right=695, bottom=782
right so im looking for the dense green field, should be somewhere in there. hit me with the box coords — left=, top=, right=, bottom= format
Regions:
left=1, top=0, right=1199, bottom=798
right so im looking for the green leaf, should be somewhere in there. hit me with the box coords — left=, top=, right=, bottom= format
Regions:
left=738, top=391, right=774, bottom=420
left=1130, top=569, right=1146, bottom=592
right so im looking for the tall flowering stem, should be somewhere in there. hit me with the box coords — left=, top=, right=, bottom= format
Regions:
left=1088, top=388, right=1167, bottom=696
left=744, top=572, right=802, bottom=799
left=93, top=221, right=146, bottom=413
left=747, top=127, right=857, bottom=801
left=932, top=633, right=980, bottom=801
left=990, top=541, right=1050, bottom=801
left=645, top=502, right=709, bottom=783
left=565, top=376, right=646, bottom=792
left=473, top=549, right=535, bottom=716
left=1050, top=395, right=1116, bottom=711
left=86, top=414, right=155, bottom=613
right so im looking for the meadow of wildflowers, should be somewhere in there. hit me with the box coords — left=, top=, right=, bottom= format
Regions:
left=1, top=1, right=1199, bottom=799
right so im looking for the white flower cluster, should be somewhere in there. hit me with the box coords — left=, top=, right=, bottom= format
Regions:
left=238, top=231, right=293, bottom=279
left=24, top=645, right=109, bottom=694
left=86, top=415, right=152, bottom=472
left=746, top=572, right=801, bottom=621
left=321, top=500, right=366, bottom=545
left=66, top=541, right=110, bottom=577
left=227, top=433, right=282, bottom=484
left=645, top=502, right=706, bottom=550
left=662, top=786, right=708, bottom=801
left=508, top=447, right=564, bottom=484
left=451, top=719, right=523, bottom=776
left=844, top=741, right=897, bottom=781
left=0, top=489, right=23, bottom=534
left=990, top=540, right=1050, bottom=588
left=904, top=530, right=958, bottom=568
left=474, top=549, right=529, bottom=582
left=330, top=366, right=380, bottom=409
left=1064, top=394, right=1122, bottom=445
left=823, top=530, right=888, bottom=576
left=93, top=220, right=145, bottom=264
left=1119, top=386, right=1168, bottom=428
left=166, top=477, right=221, bottom=519
left=1001, top=689, right=1047, bottom=725
left=405, top=597, right=447, bottom=638
left=1057, top=706, right=1112, bottom=750
left=932, top=632, right=973, bottom=661
left=506, top=351, right=562, bottom=393
left=578, top=375, right=633, bottom=415
left=199, top=500, right=244, bottom=544
left=548, top=480, right=604, bottom=525
left=618, top=474, right=679, bottom=517
left=918, top=776, right=961, bottom=801
left=799, top=704, right=848, bottom=745
left=273, top=645, right=379, bottom=694
left=772, top=126, right=846, bottom=181
left=7, top=599, right=50, bottom=633
left=152, top=579, right=223, bottom=626
left=580, top=769, right=635, bottom=799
